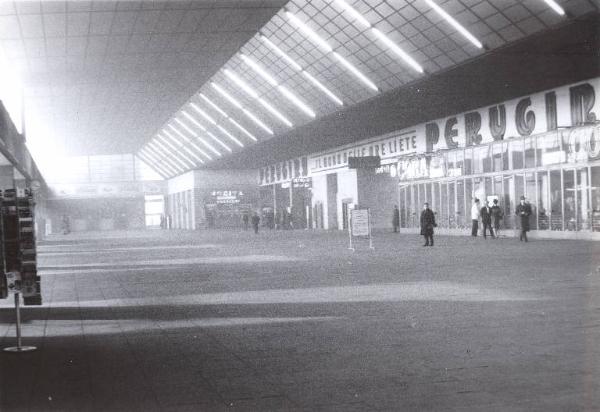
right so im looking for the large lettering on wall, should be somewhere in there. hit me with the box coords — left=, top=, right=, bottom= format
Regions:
left=515, top=97, right=536, bottom=136
left=444, top=117, right=459, bottom=148
left=425, top=123, right=439, bottom=152
left=570, top=83, right=596, bottom=125
left=465, top=112, right=482, bottom=146
left=489, top=105, right=506, bottom=140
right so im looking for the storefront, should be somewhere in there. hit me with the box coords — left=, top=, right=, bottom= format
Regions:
left=280, top=77, right=600, bottom=239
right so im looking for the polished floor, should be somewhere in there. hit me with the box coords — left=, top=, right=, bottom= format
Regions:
left=1, top=228, right=599, bottom=411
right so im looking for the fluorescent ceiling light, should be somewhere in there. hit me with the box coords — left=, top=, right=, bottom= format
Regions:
left=225, top=68, right=293, bottom=127
left=212, top=81, right=274, bottom=135
left=286, top=11, right=333, bottom=53
left=424, top=0, right=483, bottom=49
left=149, top=141, right=185, bottom=171
left=241, top=54, right=316, bottom=118
left=285, top=12, right=378, bottom=93
left=168, top=124, right=212, bottom=160
left=260, top=36, right=302, bottom=71
left=542, top=0, right=565, bottom=15
left=138, top=151, right=171, bottom=177
left=199, top=93, right=228, bottom=117
left=160, top=132, right=197, bottom=167
left=182, top=146, right=205, bottom=164
left=335, top=0, right=371, bottom=28
left=190, top=103, right=217, bottom=125
left=174, top=117, right=222, bottom=157
left=278, top=85, right=316, bottom=118
left=261, top=35, right=343, bottom=106
left=370, top=28, right=424, bottom=73
left=181, top=110, right=232, bottom=153
left=301, top=72, right=343, bottom=106
left=156, top=133, right=179, bottom=153
left=333, top=52, right=378, bottom=91
left=217, top=125, right=244, bottom=147
left=228, top=118, right=257, bottom=142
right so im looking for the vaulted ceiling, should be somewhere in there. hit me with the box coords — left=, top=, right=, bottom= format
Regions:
left=0, top=0, right=597, bottom=179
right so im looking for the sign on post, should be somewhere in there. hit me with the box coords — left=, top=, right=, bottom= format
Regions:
left=348, top=208, right=374, bottom=251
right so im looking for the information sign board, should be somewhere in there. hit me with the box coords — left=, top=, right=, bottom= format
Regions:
left=351, top=209, right=370, bottom=237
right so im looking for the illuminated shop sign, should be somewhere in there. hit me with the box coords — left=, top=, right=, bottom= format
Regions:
left=292, top=177, right=312, bottom=188
left=307, top=78, right=599, bottom=174
left=258, top=156, right=308, bottom=186
left=210, top=190, right=244, bottom=204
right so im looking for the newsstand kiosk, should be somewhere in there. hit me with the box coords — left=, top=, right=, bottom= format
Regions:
left=0, top=188, right=41, bottom=352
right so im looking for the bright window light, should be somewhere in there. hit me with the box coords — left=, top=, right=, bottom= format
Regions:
left=199, top=93, right=228, bottom=117
left=217, top=125, right=244, bottom=147
left=370, top=28, right=424, bottom=73
left=542, top=0, right=565, bottom=15
left=286, top=12, right=333, bottom=53
left=213, top=81, right=274, bottom=135
left=241, top=54, right=316, bottom=118
left=424, top=0, right=483, bottom=49
left=225, top=68, right=293, bottom=127
left=190, top=102, right=217, bottom=125
left=174, top=117, right=222, bottom=157
left=181, top=110, right=232, bottom=153
left=301, top=72, right=343, bottom=106
left=260, top=36, right=302, bottom=71
left=260, top=35, right=343, bottom=107
left=335, top=0, right=371, bottom=28
left=333, top=52, right=378, bottom=91
left=285, top=12, right=378, bottom=93
left=228, top=118, right=257, bottom=142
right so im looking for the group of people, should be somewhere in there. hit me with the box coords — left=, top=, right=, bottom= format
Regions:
left=242, top=210, right=261, bottom=234
left=392, top=195, right=534, bottom=246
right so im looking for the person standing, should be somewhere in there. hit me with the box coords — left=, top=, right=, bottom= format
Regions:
left=490, top=199, right=503, bottom=238
left=516, top=195, right=532, bottom=242
left=471, top=198, right=480, bottom=236
left=392, top=205, right=400, bottom=233
left=420, top=202, right=436, bottom=247
left=480, top=201, right=494, bottom=239
left=251, top=212, right=260, bottom=234
left=242, top=210, right=249, bottom=230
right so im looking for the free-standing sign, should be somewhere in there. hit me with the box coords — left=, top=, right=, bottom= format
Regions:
left=351, top=209, right=370, bottom=236
left=349, top=208, right=374, bottom=251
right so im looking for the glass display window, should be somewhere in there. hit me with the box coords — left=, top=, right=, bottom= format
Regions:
left=537, top=171, right=549, bottom=230
left=525, top=172, right=537, bottom=229
left=524, top=137, right=536, bottom=169
left=591, top=166, right=600, bottom=232
left=510, top=139, right=524, bottom=170
left=563, top=169, right=576, bottom=230
left=549, top=169, right=563, bottom=230
left=492, top=142, right=503, bottom=172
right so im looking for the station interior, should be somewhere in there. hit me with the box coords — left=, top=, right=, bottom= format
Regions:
left=0, top=1, right=599, bottom=411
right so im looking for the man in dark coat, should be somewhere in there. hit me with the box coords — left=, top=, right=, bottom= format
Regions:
left=420, top=202, right=436, bottom=246
left=490, top=199, right=503, bottom=237
left=515, top=195, right=532, bottom=242
left=480, top=201, right=494, bottom=239
left=392, top=205, right=400, bottom=233
left=251, top=212, right=260, bottom=234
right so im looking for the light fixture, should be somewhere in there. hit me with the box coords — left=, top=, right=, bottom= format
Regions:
left=260, top=36, right=344, bottom=106
left=542, top=0, right=565, bottom=15
left=216, top=125, right=244, bottom=147
left=332, top=52, right=378, bottom=91
left=286, top=11, right=333, bottom=53
left=168, top=124, right=212, bottom=160
left=423, top=0, right=483, bottom=49
left=148, top=142, right=185, bottom=172
left=198, top=92, right=258, bottom=141
left=160, top=131, right=198, bottom=167
left=190, top=102, right=217, bottom=125
left=334, top=0, right=371, bottom=28
left=158, top=133, right=196, bottom=168
left=138, top=151, right=171, bottom=177
left=181, top=110, right=232, bottom=152
left=212, top=82, right=274, bottom=134
left=370, top=28, right=424, bottom=73
left=240, top=54, right=316, bottom=118
left=224, top=69, right=294, bottom=126
left=285, top=12, right=379, bottom=92
left=174, top=117, right=222, bottom=156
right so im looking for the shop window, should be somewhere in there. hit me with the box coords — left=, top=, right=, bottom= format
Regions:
left=425, top=183, right=432, bottom=205
left=492, top=142, right=503, bottom=172
left=485, top=177, right=493, bottom=200
left=524, top=138, right=536, bottom=169
left=525, top=172, right=537, bottom=230
left=510, top=140, right=524, bottom=170
left=549, top=170, right=563, bottom=230
left=465, top=178, right=473, bottom=223
left=540, top=131, right=565, bottom=166
left=464, top=148, right=473, bottom=175
left=563, top=169, right=576, bottom=230
left=482, top=145, right=493, bottom=173
left=577, top=168, right=590, bottom=230
left=502, top=142, right=510, bottom=171
left=591, top=166, right=600, bottom=232
left=457, top=180, right=465, bottom=228
left=534, top=136, right=543, bottom=167
left=449, top=181, right=456, bottom=228
left=537, top=171, right=549, bottom=230
left=446, top=151, right=455, bottom=170
left=440, top=183, right=448, bottom=228
left=503, top=176, right=514, bottom=229
left=455, top=150, right=464, bottom=175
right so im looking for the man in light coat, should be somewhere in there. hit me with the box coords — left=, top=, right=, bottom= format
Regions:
left=471, top=198, right=480, bottom=236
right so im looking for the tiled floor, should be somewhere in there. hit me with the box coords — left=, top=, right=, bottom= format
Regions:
left=1, top=229, right=599, bottom=411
